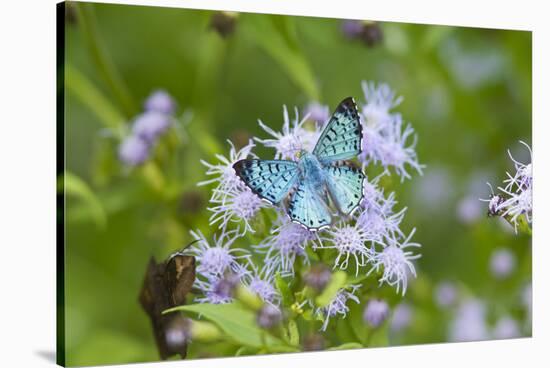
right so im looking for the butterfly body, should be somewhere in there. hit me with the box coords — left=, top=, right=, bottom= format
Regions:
left=234, top=97, right=365, bottom=231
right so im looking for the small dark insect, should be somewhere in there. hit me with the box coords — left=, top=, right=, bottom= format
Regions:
left=139, top=243, right=197, bottom=360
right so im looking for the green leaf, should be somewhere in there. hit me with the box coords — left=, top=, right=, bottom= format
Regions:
left=61, top=171, right=107, bottom=229
left=164, top=302, right=284, bottom=349
left=243, top=15, right=320, bottom=100
left=368, top=323, right=389, bottom=347
left=275, top=274, right=293, bottom=307
left=327, top=342, right=363, bottom=351
left=287, top=320, right=299, bottom=346
left=315, top=271, right=347, bottom=307
left=65, top=64, right=126, bottom=138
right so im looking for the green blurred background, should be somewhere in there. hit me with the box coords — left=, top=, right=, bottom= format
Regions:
left=61, top=1, right=531, bottom=366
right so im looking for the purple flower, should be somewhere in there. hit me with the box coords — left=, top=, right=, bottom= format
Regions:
left=132, top=111, right=172, bottom=144
left=198, top=139, right=256, bottom=202
left=317, top=285, right=360, bottom=331
left=304, top=101, right=330, bottom=125
left=195, top=273, right=242, bottom=304
left=363, top=299, right=390, bottom=328
left=457, top=196, right=483, bottom=224
left=244, top=267, right=280, bottom=305
left=304, top=264, right=332, bottom=292
left=255, top=212, right=316, bottom=277
left=390, top=303, right=412, bottom=332
left=256, top=304, right=282, bottom=329
left=144, top=89, right=176, bottom=115
left=187, top=230, right=250, bottom=278
left=368, top=229, right=421, bottom=295
left=321, top=222, right=371, bottom=275
left=118, top=135, right=150, bottom=166
left=207, top=187, right=266, bottom=236
left=341, top=20, right=363, bottom=39
left=255, top=106, right=319, bottom=160
left=492, top=316, right=520, bottom=339
left=489, top=248, right=516, bottom=279
left=449, top=299, right=489, bottom=342
left=434, top=281, right=457, bottom=308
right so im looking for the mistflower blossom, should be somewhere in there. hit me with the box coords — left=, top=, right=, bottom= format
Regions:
left=132, top=111, right=173, bottom=144
left=321, top=222, right=372, bottom=275
left=118, top=135, right=150, bottom=166
left=255, top=106, right=319, bottom=160
left=207, top=187, right=266, bottom=236
left=483, top=141, right=532, bottom=232
left=492, top=316, right=520, bottom=339
left=457, top=196, right=483, bottom=224
left=341, top=20, right=363, bottom=39
left=489, top=248, right=516, bottom=279
left=198, top=139, right=256, bottom=202
left=368, top=229, right=421, bottom=295
left=188, top=230, right=250, bottom=278
left=255, top=213, right=316, bottom=277
left=449, top=299, right=489, bottom=342
left=363, top=299, right=390, bottom=328
left=144, top=89, right=176, bottom=115
left=357, top=82, right=423, bottom=180
left=356, top=205, right=407, bottom=243
left=304, top=101, right=330, bottom=125
left=316, top=285, right=360, bottom=331
left=390, top=303, right=412, bottom=332
left=434, top=281, right=457, bottom=308
left=256, top=304, right=282, bottom=329
left=244, top=267, right=281, bottom=306
left=195, top=273, right=242, bottom=304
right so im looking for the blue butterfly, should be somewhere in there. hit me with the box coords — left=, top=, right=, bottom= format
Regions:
left=233, top=97, right=365, bottom=231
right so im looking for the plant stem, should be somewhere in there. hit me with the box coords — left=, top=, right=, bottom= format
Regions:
left=75, top=2, right=136, bottom=118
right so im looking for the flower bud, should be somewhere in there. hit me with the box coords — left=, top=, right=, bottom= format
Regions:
left=363, top=299, right=389, bottom=328
left=304, top=264, right=332, bottom=293
left=256, top=304, right=282, bottom=329
left=118, top=135, right=149, bottom=166
left=144, top=90, right=176, bottom=115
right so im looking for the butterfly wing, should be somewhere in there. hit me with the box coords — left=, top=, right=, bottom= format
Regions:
left=288, top=179, right=332, bottom=231
left=312, top=97, right=362, bottom=162
left=233, top=159, right=299, bottom=204
left=325, top=164, right=365, bottom=215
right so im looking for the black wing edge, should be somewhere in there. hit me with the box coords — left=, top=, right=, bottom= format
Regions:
left=232, top=159, right=276, bottom=205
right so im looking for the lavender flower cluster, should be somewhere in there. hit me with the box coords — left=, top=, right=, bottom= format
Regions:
left=483, top=141, right=532, bottom=233
left=191, top=82, right=423, bottom=331
left=118, top=90, right=176, bottom=166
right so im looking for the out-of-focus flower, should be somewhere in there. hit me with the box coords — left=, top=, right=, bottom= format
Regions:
left=256, top=304, right=282, bottom=329
left=341, top=20, right=364, bottom=39
left=144, top=89, right=176, bottom=115
left=317, top=285, right=360, bottom=331
left=210, top=11, right=238, bottom=38
left=303, top=334, right=326, bottom=351
left=390, top=303, right=412, bottom=332
left=198, top=139, right=256, bottom=202
left=489, top=248, right=516, bottom=279
left=255, top=212, right=316, bottom=277
left=368, top=229, right=421, bottom=295
left=321, top=222, right=371, bottom=275
left=165, top=317, right=191, bottom=351
left=304, top=264, right=332, bottom=293
left=413, top=167, right=453, bottom=213
left=304, top=101, right=330, bottom=125
left=132, top=111, right=172, bottom=144
left=255, top=106, right=319, bottom=160
left=363, top=299, right=390, bottom=328
left=457, top=196, right=483, bottom=224
left=188, top=230, right=249, bottom=278
left=118, top=135, right=150, bottom=166
left=434, top=281, right=457, bottom=308
left=207, top=187, right=266, bottom=236
left=522, top=282, right=532, bottom=313
left=493, top=316, right=521, bottom=339
left=449, top=299, right=489, bottom=342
